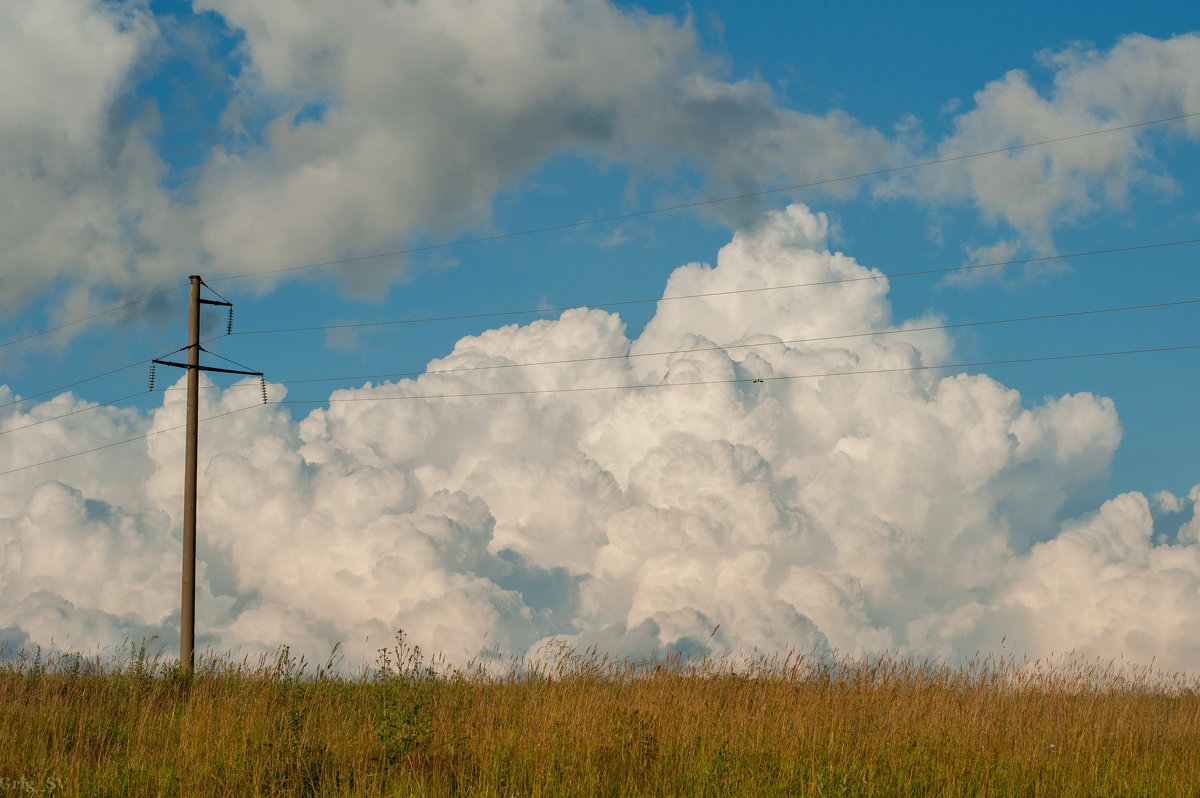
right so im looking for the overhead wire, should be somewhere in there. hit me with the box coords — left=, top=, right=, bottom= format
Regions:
left=0, top=284, right=185, bottom=350
left=0, top=403, right=267, bottom=478
left=0, top=347, right=265, bottom=440
left=8, top=244, right=1198, bottom=424
left=14, top=234, right=1193, bottom=410
left=4, top=112, right=1197, bottom=352
left=272, top=343, right=1200, bottom=406
left=200, top=347, right=262, bottom=375
left=0, top=343, right=273, bottom=438
left=2, top=113, right=1197, bottom=465
left=181, top=295, right=1200, bottom=391
left=5, top=341, right=1196, bottom=478
left=206, top=110, right=1200, bottom=284
left=199, top=279, right=232, bottom=305
left=224, top=238, right=1200, bottom=337
left=0, top=343, right=189, bottom=413
left=0, top=359, right=151, bottom=411
left=5, top=111, right=1197, bottom=352
left=0, top=392, right=150, bottom=437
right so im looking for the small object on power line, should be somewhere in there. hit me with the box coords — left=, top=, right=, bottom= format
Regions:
left=260, top=376, right=268, bottom=404
left=752, top=378, right=764, bottom=384
left=148, top=363, right=156, bottom=391
left=226, top=306, right=234, bottom=335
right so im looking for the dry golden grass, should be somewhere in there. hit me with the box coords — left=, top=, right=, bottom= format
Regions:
left=2, top=634, right=1198, bottom=796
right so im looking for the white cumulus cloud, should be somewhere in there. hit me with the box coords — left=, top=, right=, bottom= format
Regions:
left=4, top=3, right=1199, bottom=320
left=0, top=0, right=169, bottom=320
left=2, top=204, right=1196, bottom=671
left=884, top=32, right=1200, bottom=262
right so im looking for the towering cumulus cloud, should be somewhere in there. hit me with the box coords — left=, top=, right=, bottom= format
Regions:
left=3, top=205, right=1197, bottom=670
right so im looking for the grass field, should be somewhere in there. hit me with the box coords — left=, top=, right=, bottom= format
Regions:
left=3, top=634, right=1198, bottom=796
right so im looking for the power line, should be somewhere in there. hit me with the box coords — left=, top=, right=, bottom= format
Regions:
left=202, top=348, right=261, bottom=375
left=6, top=111, right=1196, bottom=349
left=0, top=403, right=266, bottom=478
left=200, top=279, right=232, bottom=305
left=0, top=391, right=147, bottom=437
left=0, top=360, right=149, bottom=410
left=0, top=284, right=185, bottom=350
left=226, top=238, right=1200, bottom=338
left=207, top=111, right=1200, bottom=284
left=0, top=342, right=189, bottom=412
left=6, top=112, right=1195, bottom=352
left=271, top=343, right=1200, bottom=405
left=5, top=341, right=1195, bottom=478
left=197, top=295, right=1199, bottom=390
left=15, top=287, right=1198, bottom=432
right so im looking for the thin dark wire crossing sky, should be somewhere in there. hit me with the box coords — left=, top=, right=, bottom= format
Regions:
left=224, top=238, right=1200, bottom=338
left=3, top=340, right=1197, bottom=479
left=207, top=111, right=1200, bottom=283
left=4, top=110, right=1196, bottom=353
left=5, top=0, right=1200, bottom=676
left=10, top=234, right=1195, bottom=408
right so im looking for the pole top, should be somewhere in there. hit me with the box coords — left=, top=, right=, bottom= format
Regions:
left=188, top=274, right=202, bottom=282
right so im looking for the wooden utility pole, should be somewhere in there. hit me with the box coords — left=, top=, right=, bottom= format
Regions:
left=153, top=275, right=262, bottom=673
left=182, top=275, right=201, bottom=673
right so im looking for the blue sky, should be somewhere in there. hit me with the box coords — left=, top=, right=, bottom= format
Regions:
left=1, top=0, right=1198, bottom=667
left=6, top=0, right=1196, bottom=493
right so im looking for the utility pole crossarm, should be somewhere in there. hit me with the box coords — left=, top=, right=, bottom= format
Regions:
left=152, top=359, right=263, bottom=378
